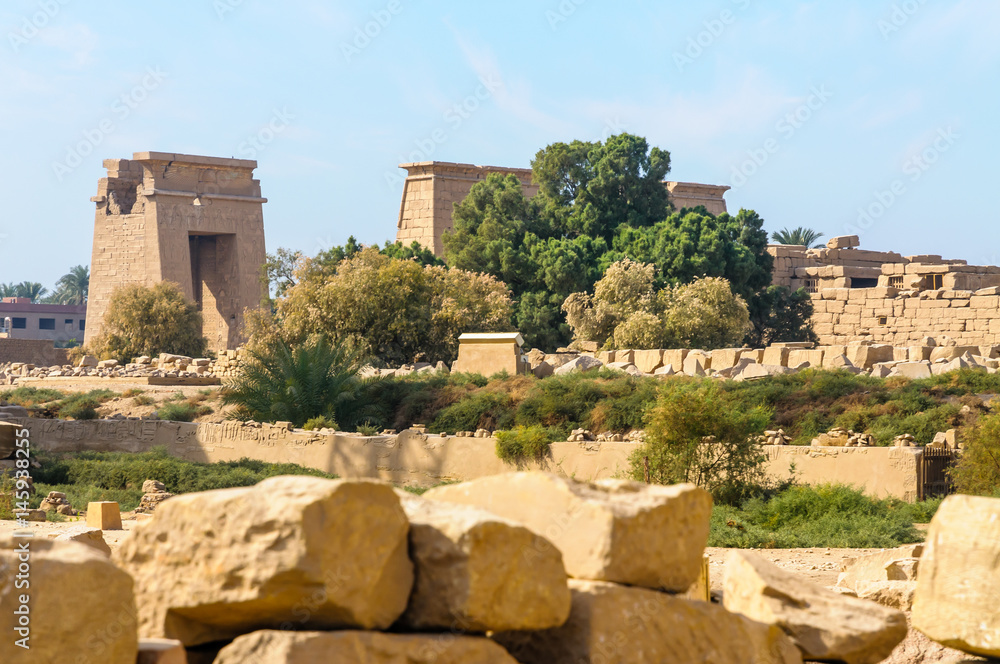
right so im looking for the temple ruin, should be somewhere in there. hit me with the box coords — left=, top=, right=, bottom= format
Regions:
left=84, top=152, right=267, bottom=352
left=394, top=160, right=731, bottom=255
left=769, top=235, right=1000, bottom=347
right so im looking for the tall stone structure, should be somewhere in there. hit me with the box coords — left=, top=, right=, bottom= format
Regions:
left=394, top=161, right=729, bottom=256
left=84, top=152, right=267, bottom=352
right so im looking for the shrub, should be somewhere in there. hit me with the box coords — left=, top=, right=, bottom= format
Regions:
left=223, top=335, right=378, bottom=429
left=132, top=394, right=155, bottom=406
left=356, top=422, right=379, bottom=436
left=122, top=388, right=144, bottom=398
left=0, top=387, right=65, bottom=408
left=303, top=415, right=338, bottom=431
left=429, top=391, right=515, bottom=433
left=156, top=401, right=209, bottom=422
left=950, top=410, right=1000, bottom=495
left=54, top=389, right=115, bottom=420
left=709, top=484, right=928, bottom=548
left=88, top=282, right=207, bottom=363
left=658, top=277, right=751, bottom=350
left=495, top=425, right=555, bottom=464
left=277, top=247, right=513, bottom=365
left=631, top=380, right=770, bottom=503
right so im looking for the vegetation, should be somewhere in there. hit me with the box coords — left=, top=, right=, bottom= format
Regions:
left=88, top=282, right=207, bottom=363
left=275, top=247, right=512, bottom=365
left=303, top=415, right=339, bottom=431
left=495, top=425, right=556, bottom=464
left=709, top=484, right=936, bottom=548
left=770, top=227, right=825, bottom=248
left=440, top=134, right=812, bottom=350
left=0, top=387, right=116, bottom=420
left=631, top=381, right=771, bottom=503
left=28, top=448, right=339, bottom=512
left=222, top=335, right=378, bottom=429
left=0, top=265, right=90, bottom=305
left=950, top=409, right=1000, bottom=495
left=156, top=401, right=211, bottom=422
left=0, top=281, right=48, bottom=300
left=564, top=260, right=751, bottom=350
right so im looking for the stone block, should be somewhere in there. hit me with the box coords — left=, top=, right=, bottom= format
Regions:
left=114, top=476, right=413, bottom=646
left=216, top=630, right=517, bottom=664
left=683, top=351, right=710, bottom=376
left=55, top=525, right=112, bottom=556
left=396, top=493, right=570, bottom=632
left=662, top=348, right=689, bottom=372
left=553, top=355, right=603, bottom=375
left=137, top=638, right=187, bottom=664
left=86, top=501, right=123, bottom=530
left=424, top=472, right=711, bottom=592
left=855, top=581, right=916, bottom=611
left=711, top=348, right=743, bottom=370
left=724, top=551, right=906, bottom=664
left=827, top=235, right=861, bottom=249
left=913, top=494, right=1000, bottom=658
left=787, top=349, right=824, bottom=368
left=631, top=348, right=664, bottom=373
left=0, top=537, right=138, bottom=664
left=495, top=579, right=802, bottom=664
left=890, top=362, right=932, bottom=380
left=762, top=347, right=790, bottom=367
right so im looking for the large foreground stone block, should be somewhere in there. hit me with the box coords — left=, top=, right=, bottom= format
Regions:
left=913, top=494, right=1000, bottom=658
left=114, top=476, right=413, bottom=646
left=724, top=551, right=906, bottom=664
left=0, top=536, right=138, bottom=664
left=495, top=579, right=802, bottom=664
left=424, top=472, right=711, bottom=591
left=215, top=630, right=517, bottom=664
left=397, top=492, right=570, bottom=632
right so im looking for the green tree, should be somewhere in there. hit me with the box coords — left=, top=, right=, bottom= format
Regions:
left=13, top=281, right=47, bottom=301
left=950, top=411, right=1000, bottom=496
left=88, top=282, right=207, bottom=363
left=51, top=265, right=90, bottom=305
left=223, top=335, right=378, bottom=428
left=277, top=247, right=512, bottom=365
left=771, top=227, right=825, bottom=248
left=746, top=285, right=818, bottom=347
left=631, top=381, right=771, bottom=503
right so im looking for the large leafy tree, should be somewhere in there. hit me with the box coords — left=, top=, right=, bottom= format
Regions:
left=443, top=133, right=813, bottom=350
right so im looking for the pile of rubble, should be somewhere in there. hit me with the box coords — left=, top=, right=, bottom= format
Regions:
left=810, top=427, right=876, bottom=447
left=133, top=479, right=174, bottom=514
left=0, top=348, right=248, bottom=383
left=7, top=472, right=995, bottom=663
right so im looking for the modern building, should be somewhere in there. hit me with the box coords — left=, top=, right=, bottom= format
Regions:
left=0, top=297, right=88, bottom=344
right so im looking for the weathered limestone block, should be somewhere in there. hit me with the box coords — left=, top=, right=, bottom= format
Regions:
left=662, top=348, right=689, bottom=372
left=0, top=536, right=138, bottom=664
left=55, top=524, right=112, bottom=556
left=531, top=360, right=554, bottom=378
left=711, top=348, right=744, bottom=370
left=913, top=494, right=1000, bottom=658
left=606, top=361, right=642, bottom=376
left=827, top=235, right=860, bottom=249
left=855, top=580, right=916, bottom=611
left=736, top=364, right=792, bottom=381
left=495, top=579, right=802, bottom=664
left=762, top=346, right=790, bottom=367
left=683, top=350, right=710, bottom=376
left=724, top=551, right=906, bottom=664
left=86, top=501, right=123, bottom=530
left=891, top=361, right=932, bottom=379
left=553, top=355, right=603, bottom=375
left=114, top=476, right=413, bottom=646
left=632, top=348, right=664, bottom=373
left=216, top=630, right=518, bottom=664
left=396, top=493, right=571, bottom=632
left=424, top=472, right=711, bottom=591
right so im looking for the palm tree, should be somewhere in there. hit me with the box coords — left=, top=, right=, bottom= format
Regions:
left=0, top=283, right=16, bottom=298
left=14, top=282, right=47, bottom=301
left=771, top=227, right=825, bottom=248
left=53, top=265, right=90, bottom=305
left=222, top=335, right=383, bottom=429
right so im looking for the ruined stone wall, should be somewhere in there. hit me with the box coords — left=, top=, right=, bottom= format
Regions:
left=0, top=340, right=69, bottom=367
left=811, top=288, right=1000, bottom=346
left=16, top=417, right=925, bottom=499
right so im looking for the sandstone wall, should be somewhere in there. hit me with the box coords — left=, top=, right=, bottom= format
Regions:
left=811, top=288, right=1000, bottom=347
left=0, top=339, right=69, bottom=367
left=16, top=418, right=925, bottom=500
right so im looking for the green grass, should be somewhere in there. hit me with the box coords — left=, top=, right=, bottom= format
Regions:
left=29, top=448, right=339, bottom=512
left=156, top=401, right=212, bottom=422
left=708, top=484, right=940, bottom=548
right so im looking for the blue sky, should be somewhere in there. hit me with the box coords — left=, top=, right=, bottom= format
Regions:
left=2, top=1, right=998, bottom=288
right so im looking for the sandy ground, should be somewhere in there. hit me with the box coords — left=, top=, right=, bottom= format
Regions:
left=0, top=516, right=984, bottom=663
